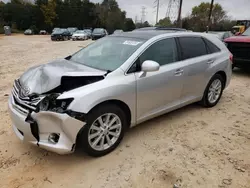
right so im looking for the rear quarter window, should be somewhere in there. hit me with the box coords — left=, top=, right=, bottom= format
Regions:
left=203, top=38, right=221, bottom=54
left=178, top=37, right=207, bottom=60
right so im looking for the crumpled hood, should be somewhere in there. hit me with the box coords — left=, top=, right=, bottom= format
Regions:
left=19, top=59, right=106, bottom=95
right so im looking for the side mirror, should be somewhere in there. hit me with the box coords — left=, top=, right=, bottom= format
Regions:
left=141, top=60, right=160, bottom=72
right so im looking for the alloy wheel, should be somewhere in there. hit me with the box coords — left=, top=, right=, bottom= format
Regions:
left=88, top=113, right=122, bottom=151
left=208, top=79, right=222, bottom=104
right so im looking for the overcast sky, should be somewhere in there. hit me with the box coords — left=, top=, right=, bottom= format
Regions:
left=93, top=0, right=250, bottom=24
left=1, top=0, right=250, bottom=24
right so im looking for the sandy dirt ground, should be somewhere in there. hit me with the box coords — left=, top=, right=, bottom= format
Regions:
left=0, top=35, right=250, bottom=188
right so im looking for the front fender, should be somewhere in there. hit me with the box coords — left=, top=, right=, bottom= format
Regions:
left=58, top=73, right=137, bottom=125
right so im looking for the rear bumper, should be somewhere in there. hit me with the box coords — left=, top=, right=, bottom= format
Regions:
left=72, top=36, right=85, bottom=40
left=233, top=58, right=250, bottom=67
left=51, top=35, right=64, bottom=40
left=8, top=95, right=85, bottom=155
left=92, top=35, right=104, bottom=40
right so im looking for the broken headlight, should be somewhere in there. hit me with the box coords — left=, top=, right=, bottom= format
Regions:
left=38, top=94, right=73, bottom=113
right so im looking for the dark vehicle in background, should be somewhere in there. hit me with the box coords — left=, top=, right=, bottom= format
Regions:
left=51, top=28, right=71, bottom=41
left=39, top=30, right=47, bottom=35
left=24, top=29, right=33, bottom=35
left=92, top=28, right=108, bottom=40
left=225, top=27, right=250, bottom=69
left=67, top=27, right=78, bottom=36
left=83, top=29, right=92, bottom=39
left=207, top=31, right=233, bottom=41
left=133, top=27, right=187, bottom=32
left=52, top=27, right=60, bottom=33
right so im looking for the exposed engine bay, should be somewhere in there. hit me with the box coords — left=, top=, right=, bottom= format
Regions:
left=14, top=58, right=106, bottom=116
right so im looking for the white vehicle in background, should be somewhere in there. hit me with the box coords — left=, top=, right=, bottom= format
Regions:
left=72, top=30, right=88, bottom=40
left=24, top=29, right=33, bottom=35
left=207, top=31, right=233, bottom=41
left=114, top=29, right=123, bottom=34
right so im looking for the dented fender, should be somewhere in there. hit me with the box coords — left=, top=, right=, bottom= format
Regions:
left=58, top=71, right=137, bottom=126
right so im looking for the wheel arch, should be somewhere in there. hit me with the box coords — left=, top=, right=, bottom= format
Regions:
left=88, top=99, right=132, bottom=128
left=215, top=71, right=227, bottom=89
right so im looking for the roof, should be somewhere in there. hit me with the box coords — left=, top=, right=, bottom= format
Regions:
left=133, top=27, right=187, bottom=31
left=111, top=30, right=181, bottom=40
left=111, top=31, right=226, bottom=46
left=208, top=31, right=229, bottom=34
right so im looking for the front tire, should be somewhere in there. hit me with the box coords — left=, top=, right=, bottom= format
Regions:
left=78, top=104, right=127, bottom=157
left=200, top=74, right=224, bottom=108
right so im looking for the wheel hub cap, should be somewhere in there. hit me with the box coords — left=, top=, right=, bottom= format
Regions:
left=208, top=79, right=222, bottom=104
left=88, top=113, right=122, bottom=151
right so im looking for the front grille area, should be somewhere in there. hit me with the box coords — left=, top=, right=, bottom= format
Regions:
left=11, top=80, right=42, bottom=114
left=227, top=42, right=250, bottom=60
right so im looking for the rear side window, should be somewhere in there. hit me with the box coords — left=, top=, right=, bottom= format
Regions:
left=178, top=37, right=207, bottom=60
left=203, top=38, right=221, bottom=54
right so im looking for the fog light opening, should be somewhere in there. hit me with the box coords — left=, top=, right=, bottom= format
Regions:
left=48, top=133, right=60, bottom=144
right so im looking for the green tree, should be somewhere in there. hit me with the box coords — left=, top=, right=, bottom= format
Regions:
left=96, top=0, right=126, bottom=33
left=135, top=21, right=151, bottom=28
left=40, top=0, right=57, bottom=26
left=157, top=17, right=172, bottom=27
left=191, top=2, right=227, bottom=31
left=0, top=0, right=147, bottom=33
left=123, top=18, right=135, bottom=31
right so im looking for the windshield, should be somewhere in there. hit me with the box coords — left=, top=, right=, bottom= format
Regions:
left=242, top=27, right=250, bottom=36
left=84, top=29, right=91, bottom=33
left=75, top=30, right=85, bottom=34
left=93, top=28, right=104, bottom=34
left=68, top=28, right=77, bottom=31
left=70, top=36, right=145, bottom=71
left=53, top=29, right=67, bottom=34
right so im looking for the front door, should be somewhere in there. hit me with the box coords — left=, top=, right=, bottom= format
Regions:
left=135, top=38, right=184, bottom=123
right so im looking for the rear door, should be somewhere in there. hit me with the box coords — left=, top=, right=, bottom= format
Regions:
left=177, top=36, right=218, bottom=104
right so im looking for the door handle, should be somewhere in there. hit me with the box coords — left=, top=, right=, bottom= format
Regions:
left=175, top=69, right=183, bottom=76
left=207, top=59, right=214, bottom=64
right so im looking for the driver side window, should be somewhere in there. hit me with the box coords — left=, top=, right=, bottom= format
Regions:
left=127, top=38, right=178, bottom=74
left=140, top=38, right=178, bottom=66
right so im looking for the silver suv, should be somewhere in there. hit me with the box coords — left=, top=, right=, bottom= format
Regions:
left=8, top=31, right=232, bottom=157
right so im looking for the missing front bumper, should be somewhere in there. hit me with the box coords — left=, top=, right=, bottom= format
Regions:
left=9, top=97, right=86, bottom=154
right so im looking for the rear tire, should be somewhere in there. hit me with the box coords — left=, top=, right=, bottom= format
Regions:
left=78, top=104, right=127, bottom=157
left=200, top=74, right=224, bottom=108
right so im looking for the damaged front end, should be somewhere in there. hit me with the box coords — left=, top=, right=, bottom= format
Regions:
left=9, top=70, right=104, bottom=154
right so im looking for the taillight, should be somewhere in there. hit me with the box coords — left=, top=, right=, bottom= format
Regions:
left=230, top=54, right=233, bottom=63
